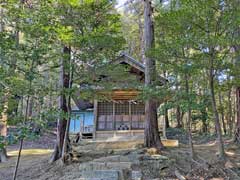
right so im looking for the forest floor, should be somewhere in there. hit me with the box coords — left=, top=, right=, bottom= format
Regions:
left=0, top=131, right=240, bottom=180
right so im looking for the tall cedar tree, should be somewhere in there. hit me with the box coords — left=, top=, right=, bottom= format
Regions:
left=234, top=45, right=240, bottom=142
left=143, top=0, right=164, bottom=149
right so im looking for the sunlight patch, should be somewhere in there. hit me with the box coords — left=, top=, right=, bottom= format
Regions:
left=7, top=149, right=53, bottom=156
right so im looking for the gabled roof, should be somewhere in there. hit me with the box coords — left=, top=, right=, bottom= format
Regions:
left=112, top=53, right=167, bottom=85
left=113, top=53, right=145, bottom=73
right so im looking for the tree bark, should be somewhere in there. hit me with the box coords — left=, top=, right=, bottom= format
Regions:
left=202, top=119, right=208, bottom=133
left=50, top=46, right=71, bottom=163
left=176, top=106, right=182, bottom=128
left=165, top=107, right=170, bottom=128
left=176, top=80, right=182, bottom=128
left=143, top=0, right=164, bottom=149
left=218, top=91, right=226, bottom=135
left=201, top=106, right=208, bottom=134
left=0, top=5, right=8, bottom=163
left=27, top=96, right=34, bottom=119
left=138, top=17, right=145, bottom=64
left=233, top=32, right=240, bottom=142
left=209, top=53, right=225, bottom=159
left=227, top=88, right=233, bottom=136
left=61, top=48, right=73, bottom=162
left=13, top=93, right=31, bottom=180
left=185, top=73, right=194, bottom=159
left=0, top=92, right=8, bottom=163
left=13, top=138, right=23, bottom=180
left=234, top=87, right=240, bottom=143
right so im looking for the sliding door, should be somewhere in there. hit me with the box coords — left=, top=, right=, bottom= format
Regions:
left=97, top=101, right=145, bottom=131
left=97, top=102, right=113, bottom=130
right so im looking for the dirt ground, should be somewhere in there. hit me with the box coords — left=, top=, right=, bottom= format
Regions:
left=0, top=134, right=240, bottom=180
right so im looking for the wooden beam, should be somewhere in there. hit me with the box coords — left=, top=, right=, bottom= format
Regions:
left=93, top=100, right=98, bottom=139
left=98, top=90, right=140, bottom=100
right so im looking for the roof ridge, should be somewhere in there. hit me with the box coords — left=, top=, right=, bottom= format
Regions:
left=122, top=53, right=145, bottom=69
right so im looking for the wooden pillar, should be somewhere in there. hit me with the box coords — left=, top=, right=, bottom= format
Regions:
left=129, top=101, right=132, bottom=130
left=113, top=102, right=116, bottom=130
left=74, top=115, right=76, bottom=133
left=93, top=100, right=98, bottom=140
left=82, top=113, right=85, bottom=132
left=80, top=119, right=84, bottom=135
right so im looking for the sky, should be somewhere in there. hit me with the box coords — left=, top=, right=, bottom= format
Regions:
left=116, top=0, right=128, bottom=9
left=116, top=0, right=170, bottom=8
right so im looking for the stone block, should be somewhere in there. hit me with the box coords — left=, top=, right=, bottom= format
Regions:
left=131, top=170, right=142, bottom=180
left=80, top=170, right=119, bottom=180
left=79, top=161, right=132, bottom=171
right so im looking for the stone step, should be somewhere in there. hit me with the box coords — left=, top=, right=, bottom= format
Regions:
left=79, top=170, right=120, bottom=180
left=131, top=170, right=142, bottom=180
left=79, top=161, right=132, bottom=171
left=93, top=154, right=140, bottom=163
left=59, top=170, right=141, bottom=180
left=78, top=178, right=116, bottom=180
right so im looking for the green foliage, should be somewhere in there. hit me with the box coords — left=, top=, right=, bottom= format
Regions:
left=120, top=1, right=144, bottom=60
left=152, top=0, right=240, bottom=130
left=0, top=0, right=125, bottom=148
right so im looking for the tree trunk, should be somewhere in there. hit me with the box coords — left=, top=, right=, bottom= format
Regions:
left=143, top=0, right=164, bottom=149
left=163, top=72, right=169, bottom=128
left=0, top=5, right=8, bottom=163
left=227, top=89, right=233, bottom=136
left=138, top=17, right=145, bottom=64
left=202, top=120, right=208, bottom=133
left=0, top=93, right=8, bottom=163
left=50, top=46, right=71, bottom=163
left=13, top=138, right=23, bottom=180
left=176, top=106, right=182, bottom=128
left=185, top=73, right=194, bottom=159
left=61, top=49, right=73, bottom=162
left=27, top=96, right=34, bottom=119
left=201, top=107, right=208, bottom=134
left=209, top=54, right=225, bottom=159
left=175, top=78, right=182, bottom=128
left=48, top=81, right=53, bottom=109
left=234, top=87, right=240, bottom=143
left=61, top=90, right=71, bottom=162
left=233, top=32, right=240, bottom=142
left=218, top=91, right=226, bottom=135
left=165, top=107, right=170, bottom=128
left=13, top=93, right=30, bottom=180
left=180, top=111, right=184, bottom=127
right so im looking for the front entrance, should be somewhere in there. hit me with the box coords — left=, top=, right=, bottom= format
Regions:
left=97, top=101, right=145, bottom=131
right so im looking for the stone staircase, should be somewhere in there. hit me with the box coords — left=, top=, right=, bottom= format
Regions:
left=62, top=143, right=171, bottom=180
left=78, top=170, right=121, bottom=180
left=78, top=155, right=142, bottom=180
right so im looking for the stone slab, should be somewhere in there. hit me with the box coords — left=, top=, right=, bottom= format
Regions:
left=79, top=161, right=132, bottom=171
left=80, top=170, right=119, bottom=180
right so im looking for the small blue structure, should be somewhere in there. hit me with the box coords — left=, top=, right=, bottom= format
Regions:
left=70, top=109, right=94, bottom=134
